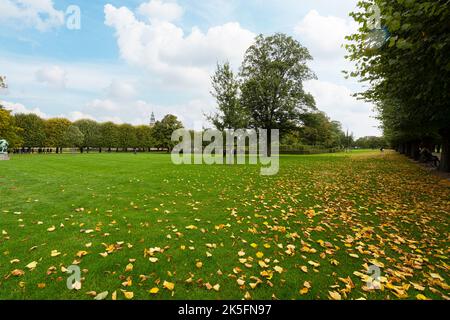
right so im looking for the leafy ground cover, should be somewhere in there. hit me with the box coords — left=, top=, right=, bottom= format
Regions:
left=0, top=151, right=449, bottom=300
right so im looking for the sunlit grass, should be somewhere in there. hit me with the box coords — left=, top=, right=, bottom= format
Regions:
left=0, top=151, right=448, bottom=300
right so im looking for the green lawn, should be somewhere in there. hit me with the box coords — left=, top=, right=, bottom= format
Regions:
left=0, top=151, right=449, bottom=300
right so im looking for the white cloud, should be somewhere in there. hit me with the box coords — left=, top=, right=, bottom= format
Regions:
left=35, top=66, right=67, bottom=89
left=1, top=100, right=97, bottom=123
left=305, top=80, right=380, bottom=137
left=0, top=0, right=64, bottom=31
left=66, top=111, right=96, bottom=122
left=294, top=10, right=357, bottom=59
left=1, top=100, right=48, bottom=118
left=86, top=99, right=120, bottom=112
left=137, top=0, right=183, bottom=22
left=104, top=3, right=255, bottom=89
left=106, top=80, right=136, bottom=100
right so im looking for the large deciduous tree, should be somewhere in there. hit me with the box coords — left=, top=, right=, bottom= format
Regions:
left=346, top=1, right=450, bottom=171
left=152, top=114, right=183, bottom=152
left=74, top=119, right=101, bottom=153
left=64, top=125, right=84, bottom=149
left=99, top=122, right=120, bottom=152
left=239, top=33, right=317, bottom=153
left=118, top=124, right=137, bottom=151
left=207, top=62, right=249, bottom=130
left=0, top=108, right=23, bottom=148
left=135, top=125, right=154, bottom=151
left=14, top=113, right=46, bottom=149
left=45, top=118, right=72, bottom=153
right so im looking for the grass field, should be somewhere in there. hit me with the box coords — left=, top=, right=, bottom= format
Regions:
left=0, top=151, right=449, bottom=300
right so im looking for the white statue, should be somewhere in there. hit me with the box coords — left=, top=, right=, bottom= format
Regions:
left=0, top=139, right=9, bottom=154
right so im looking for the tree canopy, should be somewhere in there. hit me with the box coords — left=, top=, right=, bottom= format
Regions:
left=208, top=33, right=350, bottom=151
left=207, top=62, right=249, bottom=130
left=152, top=115, right=184, bottom=151
left=14, top=113, right=46, bottom=148
left=240, top=33, right=317, bottom=133
left=2, top=112, right=183, bottom=153
left=346, top=0, right=450, bottom=171
left=0, top=108, right=22, bottom=148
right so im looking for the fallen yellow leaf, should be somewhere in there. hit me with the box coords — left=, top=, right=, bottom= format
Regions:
left=163, top=281, right=175, bottom=291
left=125, top=263, right=133, bottom=272
left=329, top=291, right=342, bottom=300
left=149, top=287, right=159, bottom=294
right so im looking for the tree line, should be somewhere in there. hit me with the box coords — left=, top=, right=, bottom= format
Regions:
left=0, top=103, right=349, bottom=154
left=346, top=1, right=450, bottom=172
left=0, top=106, right=183, bottom=153
left=354, top=136, right=387, bottom=150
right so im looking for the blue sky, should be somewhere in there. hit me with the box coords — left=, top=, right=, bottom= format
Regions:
left=0, top=0, right=381, bottom=137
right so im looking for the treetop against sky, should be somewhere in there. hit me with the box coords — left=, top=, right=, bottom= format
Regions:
left=0, top=0, right=380, bottom=138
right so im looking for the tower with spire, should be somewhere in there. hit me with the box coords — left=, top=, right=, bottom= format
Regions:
left=150, top=112, right=156, bottom=127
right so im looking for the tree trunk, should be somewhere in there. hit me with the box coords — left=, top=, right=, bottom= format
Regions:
left=439, top=129, right=450, bottom=172
left=405, top=142, right=412, bottom=157
left=410, top=141, right=420, bottom=160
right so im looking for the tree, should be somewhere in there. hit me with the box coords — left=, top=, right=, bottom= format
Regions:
left=355, top=136, right=387, bottom=149
left=135, top=125, right=154, bottom=151
left=329, top=121, right=347, bottom=149
left=73, top=119, right=101, bottom=152
left=118, top=124, right=137, bottom=151
left=64, top=125, right=84, bottom=149
left=0, top=108, right=23, bottom=148
left=152, top=114, right=183, bottom=151
left=293, top=112, right=346, bottom=148
left=14, top=113, right=46, bottom=149
left=299, top=112, right=332, bottom=147
left=240, top=33, right=317, bottom=154
left=207, top=62, right=249, bottom=130
left=346, top=1, right=450, bottom=171
left=99, top=122, right=120, bottom=152
left=44, top=118, right=72, bottom=153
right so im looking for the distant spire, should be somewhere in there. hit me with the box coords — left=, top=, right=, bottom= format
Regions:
left=150, top=111, right=156, bottom=127
left=0, top=75, right=7, bottom=89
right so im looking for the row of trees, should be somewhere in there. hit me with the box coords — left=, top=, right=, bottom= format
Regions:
left=354, top=136, right=387, bottom=150
left=0, top=105, right=183, bottom=153
left=207, top=33, right=348, bottom=152
left=346, top=1, right=450, bottom=171
left=1, top=104, right=349, bottom=154
left=2, top=34, right=359, bottom=155
left=281, top=112, right=349, bottom=149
